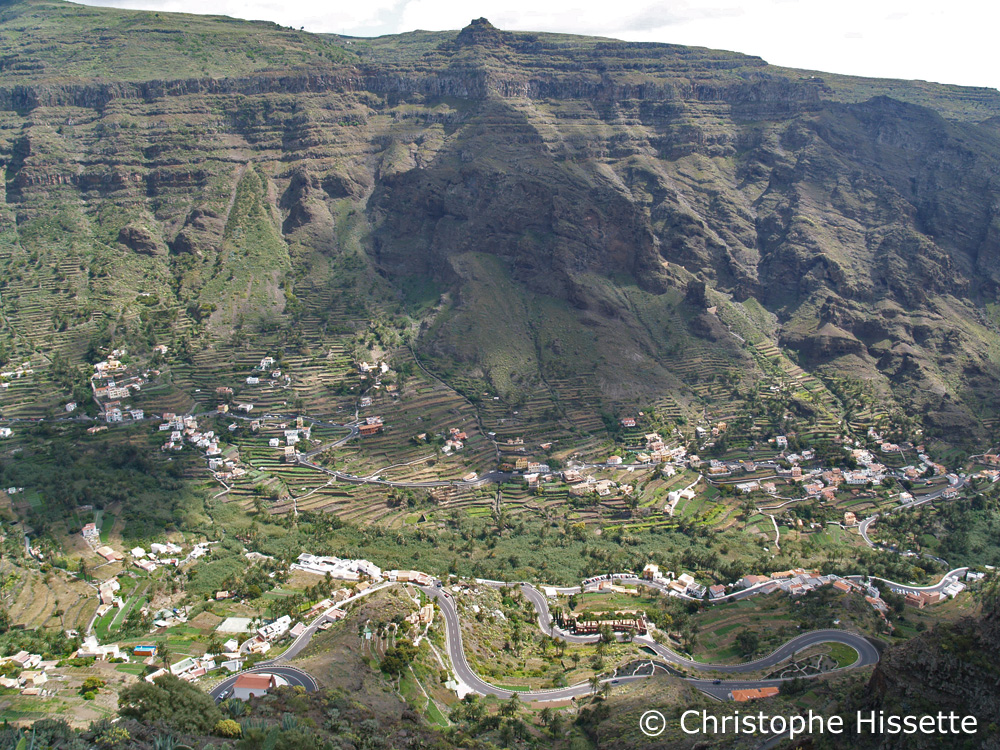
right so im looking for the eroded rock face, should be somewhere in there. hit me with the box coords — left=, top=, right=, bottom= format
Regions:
left=118, top=223, right=165, bottom=256
left=2, top=12, right=1000, bottom=436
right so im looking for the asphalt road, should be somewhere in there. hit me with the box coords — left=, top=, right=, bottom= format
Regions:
left=419, top=584, right=879, bottom=703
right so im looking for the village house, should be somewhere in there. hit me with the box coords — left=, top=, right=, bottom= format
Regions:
left=293, top=554, right=382, bottom=580
left=258, top=615, right=292, bottom=642
left=95, top=546, right=123, bottom=562
left=740, top=575, right=771, bottom=589
left=233, top=673, right=279, bottom=701
left=388, top=569, right=434, bottom=585
left=359, top=417, right=383, bottom=436
left=19, top=671, right=47, bottom=689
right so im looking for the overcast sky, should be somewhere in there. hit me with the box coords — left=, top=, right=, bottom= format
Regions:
left=73, top=0, right=997, bottom=89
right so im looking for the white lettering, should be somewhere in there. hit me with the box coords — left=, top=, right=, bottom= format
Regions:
left=680, top=710, right=701, bottom=735
left=857, top=711, right=876, bottom=733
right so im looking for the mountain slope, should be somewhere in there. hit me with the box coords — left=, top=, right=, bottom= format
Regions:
left=1, top=5, right=1000, bottom=443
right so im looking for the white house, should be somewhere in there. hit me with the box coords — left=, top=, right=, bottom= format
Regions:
left=258, top=615, right=292, bottom=642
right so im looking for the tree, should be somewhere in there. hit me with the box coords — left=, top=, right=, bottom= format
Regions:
left=549, top=712, right=565, bottom=737
left=379, top=643, right=417, bottom=676
left=80, top=676, right=105, bottom=695
left=735, top=630, right=760, bottom=656
left=499, top=693, right=520, bottom=718
left=118, top=674, right=222, bottom=734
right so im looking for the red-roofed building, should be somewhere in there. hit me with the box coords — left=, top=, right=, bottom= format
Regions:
left=233, top=673, right=278, bottom=700
left=731, top=687, right=779, bottom=702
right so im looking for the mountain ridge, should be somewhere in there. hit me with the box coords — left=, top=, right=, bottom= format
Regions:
left=1, top=4, right=1000, bottom=445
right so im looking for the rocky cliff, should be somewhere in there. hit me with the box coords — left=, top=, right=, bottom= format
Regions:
left=2, top=1, right=1000, bottom=439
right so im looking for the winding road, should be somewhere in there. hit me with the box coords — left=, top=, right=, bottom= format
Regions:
left=418, top=582, right=881, bottom=703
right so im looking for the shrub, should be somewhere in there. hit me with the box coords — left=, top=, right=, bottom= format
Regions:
left=214, top=719, right=242, bottom=738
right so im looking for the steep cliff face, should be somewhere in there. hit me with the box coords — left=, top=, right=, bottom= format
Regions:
left=852, top=612, right=1000, bottom=749
left=1, top=1, right=1000, bottom=437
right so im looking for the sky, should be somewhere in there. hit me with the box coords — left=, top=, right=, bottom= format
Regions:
left=73, top=0, right=998, bottom=89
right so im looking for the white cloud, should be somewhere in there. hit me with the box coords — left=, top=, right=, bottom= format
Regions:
left=70, top=0, right=1000, bottom=89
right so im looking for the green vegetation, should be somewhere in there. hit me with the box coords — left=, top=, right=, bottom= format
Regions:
left=117, top=673, right=222, bottom=733
left=2, top=4, right=1000, bottom=746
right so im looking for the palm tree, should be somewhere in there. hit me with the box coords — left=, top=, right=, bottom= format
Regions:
left=589, top=674, right=601, bottom=696
left=500, top=693, right=520, bottom=718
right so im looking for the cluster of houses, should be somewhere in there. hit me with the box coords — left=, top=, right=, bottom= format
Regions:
left=0, top=361, right=34, bottom=383
left=614, top=424, right=689, bottom=468
left=694, top=421, right=728, bottom=445
left=292, top=553, right=382, bottom=580
left=355, top=357, right=398, bottom=405
left=0, top=651, right=58, bottom=695
left=84, top=530, right=198, bottom=580
left=159, top=413, right=220, bottom=456
left=259, top=416, right=311, bottom=465
left=443, top=427, right=467, bottom=454
left=357, top=360, right=390, bottom=377
left=639, top=566, right=708, bottom=598
left=126, top=542, right=184, bottom=574
left=290, top=553, right=436, bottom=588
left=91, top=349, right=152, bottom=423
left=244, top=356, right=288, bottom=388
left=640, top=560, right=971, bottom=625
left=562, top=610, right=648, bottom=636
left=567, top=475, right=632, bottom=497
left=0, top=361, right=34, bottom=395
